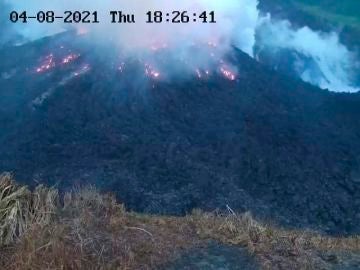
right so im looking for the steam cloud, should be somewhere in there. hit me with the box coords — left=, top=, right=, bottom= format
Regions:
left=1, top=0, right=359, bottom=92
left=0, top=1, right=23, bottom=46
left=3, top=0, right=259, bottom=56
left=256, top=16, right=360, bottom=93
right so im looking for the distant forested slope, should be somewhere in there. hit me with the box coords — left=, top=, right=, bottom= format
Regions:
left=293, top=0, right=360, bottom=17
left=258, top=0, right=360, bottom=50
left=291, top=0, right=360, bottom=29
left=274, top=0, right=360, bottom=30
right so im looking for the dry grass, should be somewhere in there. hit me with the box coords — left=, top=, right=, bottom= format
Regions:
left=0, top=180, right=199, bottom=270
left=189, top=210, right=360, bottom=269
left=0, top=173, right=58, bottom=245
left=0, top=174, right=359, bottom=270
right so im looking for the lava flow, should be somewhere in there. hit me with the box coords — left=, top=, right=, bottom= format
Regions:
left=220, top=65, right=236, bottom=81
left=33, top=39, right=237, bottom=84
left=35, top=52, right=80, bottom=74
left=145, top=63, right=161, bottom=79
left=36, top=54, right=55, bottom=73
left=62, top=53, right=80, bottom=64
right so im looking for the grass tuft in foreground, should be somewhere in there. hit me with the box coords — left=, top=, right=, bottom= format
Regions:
left=0, top=173, right=58, bottom=245
left=0, top=173, right=359, bottom=269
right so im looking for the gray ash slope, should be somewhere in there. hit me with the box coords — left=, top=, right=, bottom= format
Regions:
left=1, top=33, right=360, bottom=235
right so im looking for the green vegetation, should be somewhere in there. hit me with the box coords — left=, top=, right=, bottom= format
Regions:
left=292, top=0, right=360, bottom=17
left=290, top=0, right=360, bottom=30
left=0, top=173, right=359, bottom=269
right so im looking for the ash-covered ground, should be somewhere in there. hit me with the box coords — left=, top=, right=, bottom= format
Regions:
left=0, top=31, right=360, bottom=235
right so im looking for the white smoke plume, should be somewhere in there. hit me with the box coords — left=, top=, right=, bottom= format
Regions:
left=256, top=16, right=360, bottom=93
left=2, top=0, right=359, bottom=92
left=5, top=0, right=259, bottom=56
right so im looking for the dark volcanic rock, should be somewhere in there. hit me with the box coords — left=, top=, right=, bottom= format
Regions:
left=0, top=33, right=359, bottom=235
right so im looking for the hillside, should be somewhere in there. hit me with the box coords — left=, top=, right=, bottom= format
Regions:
left=292, top=0, right=360, bottom=19
left=260, top=0, right=360, bottom=26
left=0, top=32, right=360, bottom=235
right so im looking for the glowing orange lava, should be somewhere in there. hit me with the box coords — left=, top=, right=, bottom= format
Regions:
left=145, top=64, right=160, bottom=79
left=36, top=54, right=55, bottom=73
left=62, top=54, right=80, bottom=64
left=220, top=66, right=236, bottom=81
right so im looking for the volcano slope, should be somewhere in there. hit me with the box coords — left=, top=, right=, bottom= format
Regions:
left=0, top=33, right=359, bottom=235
